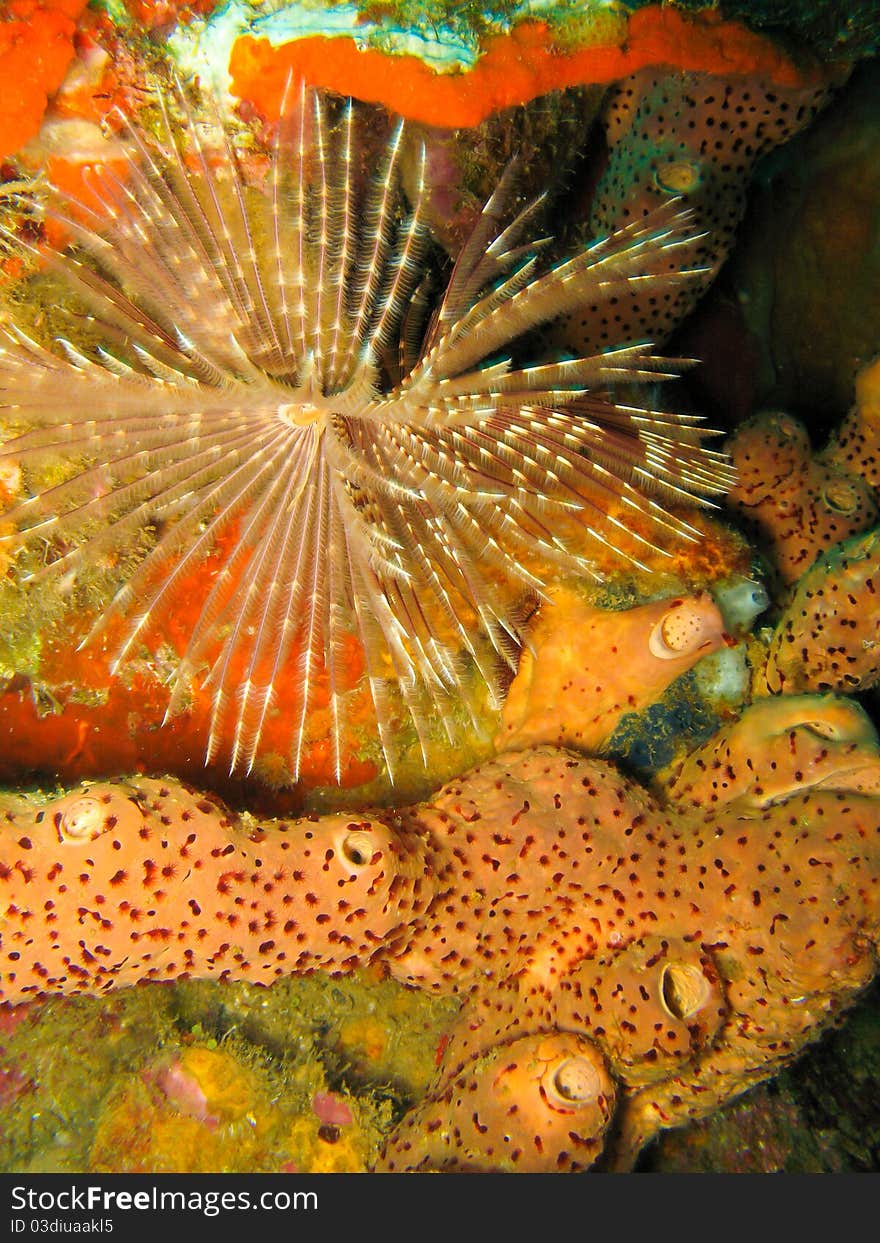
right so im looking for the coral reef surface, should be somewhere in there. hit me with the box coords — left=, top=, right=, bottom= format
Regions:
left=1, top=0, right=880, bottom=1180
left=3, top=696, right=880, bottom=1171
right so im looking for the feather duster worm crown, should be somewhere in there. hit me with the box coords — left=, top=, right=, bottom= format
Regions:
left=0, top=84, right=733, bottom=785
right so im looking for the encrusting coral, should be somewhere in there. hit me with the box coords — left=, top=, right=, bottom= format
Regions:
left=3, top=694, right=880, bottom=1172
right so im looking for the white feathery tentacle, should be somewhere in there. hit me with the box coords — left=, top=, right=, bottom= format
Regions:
left=0, top=84, right=733, bottom=786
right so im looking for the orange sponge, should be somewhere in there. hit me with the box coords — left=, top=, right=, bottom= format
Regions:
left=229, top=8, right=822, bottom=129
left=0, top=1, right=87, bottom=158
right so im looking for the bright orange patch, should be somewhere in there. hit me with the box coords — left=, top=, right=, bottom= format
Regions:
left=2, top=529, right=377, bottom=796
left=0, top=1, right=88, bottom=159
left=229, top=7, right=822, bottom=130
left=40, top=156, right=131, bottom=246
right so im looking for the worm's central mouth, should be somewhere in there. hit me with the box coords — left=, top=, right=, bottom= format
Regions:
left=278, top=401, right=325, bottom=429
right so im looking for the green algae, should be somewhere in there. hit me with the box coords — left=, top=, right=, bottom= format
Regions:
left=0, top=989, right=175, bottom=1173
left=174, top=971, right=459, bottom=1100
left=0, top=970, right=456, bottom=1173
left=352, top=0, right=628, bottom=48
